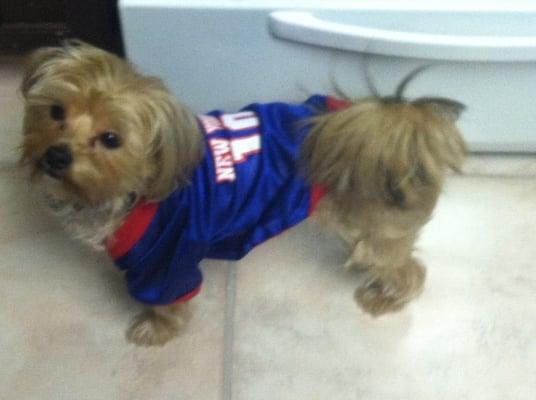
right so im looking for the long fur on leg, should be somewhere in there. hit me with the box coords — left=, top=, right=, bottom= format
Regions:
left=304, top=68, right=466, bottom=315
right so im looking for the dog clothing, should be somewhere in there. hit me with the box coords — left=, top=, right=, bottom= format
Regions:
left=106, top=95, right=347, bottom=305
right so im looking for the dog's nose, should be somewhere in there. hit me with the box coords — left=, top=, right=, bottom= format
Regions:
left=44, top=144, right=72, bottom=170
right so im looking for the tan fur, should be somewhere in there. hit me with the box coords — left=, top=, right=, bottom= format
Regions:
left=303, top=99, right=466, bottom=210
left=126, top=303, right=191, bottom=347
left=20, top=41, right=466, bottom=346
left=305, top=97, right=466, bottom=315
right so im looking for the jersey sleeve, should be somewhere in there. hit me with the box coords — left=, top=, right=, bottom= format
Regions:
left=122, top=239, right=205, bottom=305
left=108, top=200, right=207, bottom=306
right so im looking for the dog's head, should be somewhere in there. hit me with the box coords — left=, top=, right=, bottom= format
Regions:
left=20, top=41, right=201, bottom=208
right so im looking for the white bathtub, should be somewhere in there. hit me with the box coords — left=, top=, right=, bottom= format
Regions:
left=120, top=0, right=536, bottom=152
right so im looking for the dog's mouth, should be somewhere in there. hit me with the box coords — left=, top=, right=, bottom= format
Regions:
left=33, top=164, right=89, bottom=209
left=42, top=166, right=62, bottom=179
left=37, top=159, right=65, bottom=180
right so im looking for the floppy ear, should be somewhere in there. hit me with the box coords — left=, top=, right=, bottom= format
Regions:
left=20, top=46, right=65, bottom=97
left=139, top=79, right=203, bottom=201
left=413, top=97, right=466, bottom=122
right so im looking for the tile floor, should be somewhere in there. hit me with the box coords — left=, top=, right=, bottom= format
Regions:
left=1, top=60, right=535, bottom=400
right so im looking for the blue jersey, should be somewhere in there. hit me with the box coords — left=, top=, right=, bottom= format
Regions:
left=106, top=95, right=343, bottom=305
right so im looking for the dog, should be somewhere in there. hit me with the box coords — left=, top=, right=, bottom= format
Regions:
left=19, top=41, right=466, bottom=346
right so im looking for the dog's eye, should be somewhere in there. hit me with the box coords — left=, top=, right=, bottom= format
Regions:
left=50, top=105, right=65, bottom=121
left=98, top=131, right=121, bottom=149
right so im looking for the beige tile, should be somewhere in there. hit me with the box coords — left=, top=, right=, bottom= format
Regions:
left=464, top=154, right=536, bottom=177
left=0, top=95, right=24, bottom=135
left=0, top=169, right=228, bottom=400
left=1, top=244, right=228, bottom=400
left=0, top=168, right=58, bottom=245
left=0, top=130, right=21, bottom=166
left=0, top=60, right=24, bottom=165
left=0, top=60, right=24, bottom=132
left=232, top=176, right=536, bottom=400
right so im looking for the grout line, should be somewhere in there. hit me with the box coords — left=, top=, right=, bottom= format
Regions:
left=222, top=263, right=238, bottom=400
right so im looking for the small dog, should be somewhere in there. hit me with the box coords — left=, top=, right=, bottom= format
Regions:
left=20, top=41, right=466, bottom=346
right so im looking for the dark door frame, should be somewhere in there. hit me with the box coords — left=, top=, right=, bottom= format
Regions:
left=0, top=0, right=124, bottom=56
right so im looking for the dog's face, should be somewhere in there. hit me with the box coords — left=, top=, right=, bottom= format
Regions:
left=20, top=42, right=200, bottom=207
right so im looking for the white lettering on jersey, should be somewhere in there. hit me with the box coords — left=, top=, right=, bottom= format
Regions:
left=220, top=111, right=259, bottom=131
left=231, top=135, right=261, bottom=163
left=209, top=134, right=262, bottom=183
left=198, top=115, right=223, bottom=134
left=209, top=139, right=236, bottom=182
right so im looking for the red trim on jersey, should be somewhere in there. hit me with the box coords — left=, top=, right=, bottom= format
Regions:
left=310, top=185, right=327, bottom=214
left=307, top=96, right=347, bottom=214
left=326, top=96, right=352, bottom=112
left=172, top=285, right=202, bottom=304
left=106, top=202, right=159, bottom=260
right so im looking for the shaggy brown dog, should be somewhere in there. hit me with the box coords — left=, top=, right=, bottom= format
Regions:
left=20, top=41, right=466, bottom=346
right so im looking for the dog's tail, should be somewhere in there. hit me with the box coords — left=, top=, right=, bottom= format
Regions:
left=302, top=70, right=467, bottom=209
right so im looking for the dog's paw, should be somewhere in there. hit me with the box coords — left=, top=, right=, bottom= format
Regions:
left=354, top=279, right=408, bottom=316
left=354, top=260, right=426, bottom=316
left=126, top=308, right=188, bottom=347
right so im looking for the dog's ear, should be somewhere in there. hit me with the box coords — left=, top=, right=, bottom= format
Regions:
left=413, top=97, right=466, bottom=122
left=20, top=46, right=64, bottom=97
left=138, top=79, right=202, bottom=201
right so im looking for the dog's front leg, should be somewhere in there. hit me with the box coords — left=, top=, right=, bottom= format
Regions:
left=126, top=302, right=191, bottom=347
left=347, top=234, right=426, bottom=316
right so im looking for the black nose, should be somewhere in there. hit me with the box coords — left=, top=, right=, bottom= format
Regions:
left=44, top=144, right=72, bottom=170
